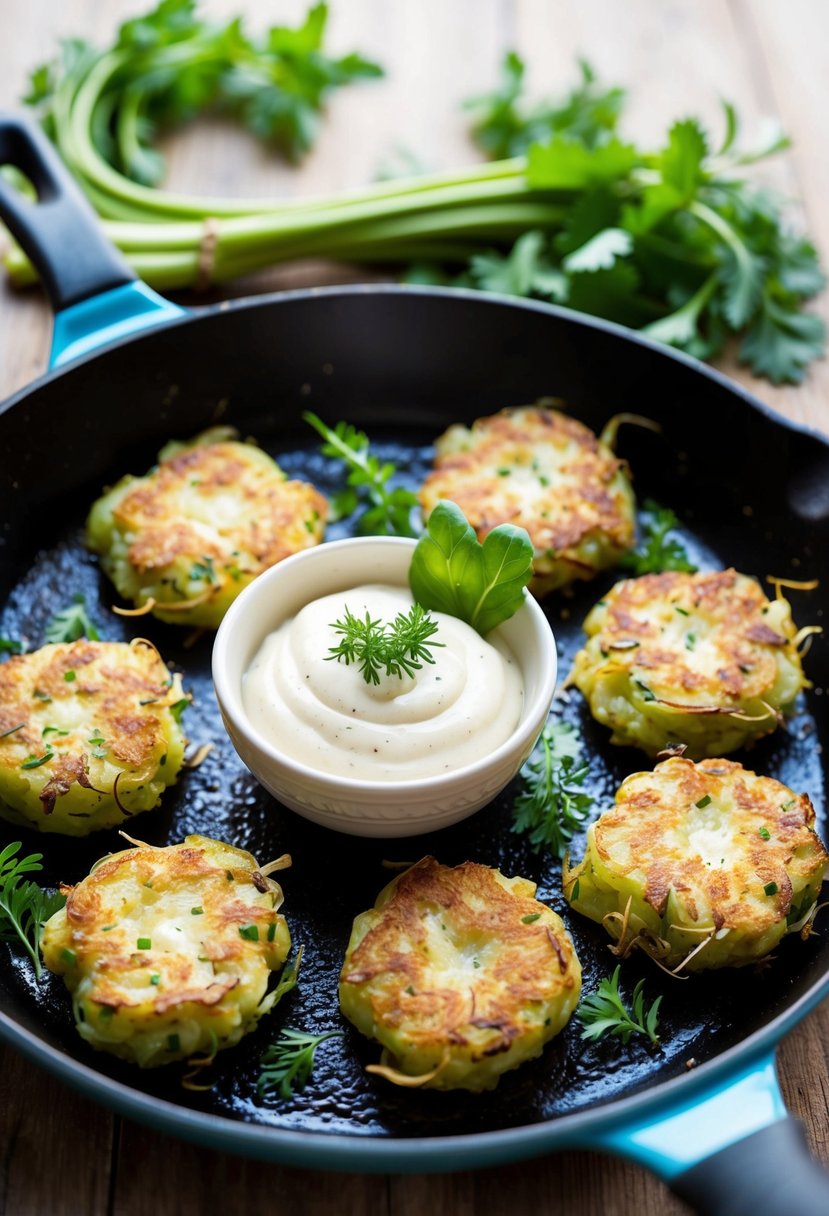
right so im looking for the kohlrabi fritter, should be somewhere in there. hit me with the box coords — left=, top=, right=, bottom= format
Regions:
left=564, top=756, right=828, bottom=971
left=42, top=835, right=292, bottom=1067
left=419, top=406, right=635, bottom=594
left=570, top=569, right=808, bottom=758
left=86, top=428, right=327, bottom=628
left=339, top=856, right=581, bottom=1090
left=0, top=639, right=187, bottom=835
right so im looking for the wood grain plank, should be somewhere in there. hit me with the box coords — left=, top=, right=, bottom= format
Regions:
left=0, top=1042, right=113, bottom=1216
left=111, top=1119, right=389, bottom=1216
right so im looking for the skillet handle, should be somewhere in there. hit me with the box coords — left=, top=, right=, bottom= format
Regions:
left=591, top=1050, right=829, bottom=1214
left=0, top=114, right=134, bottom=311
left=671, top=1116, right=829, bottom=1215
left=0, top=114, right=184, bottom=368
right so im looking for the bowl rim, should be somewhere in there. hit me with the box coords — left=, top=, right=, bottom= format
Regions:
left=211, top=534, right=557, bottom=793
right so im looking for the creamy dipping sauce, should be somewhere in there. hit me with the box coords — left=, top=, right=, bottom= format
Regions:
left=242, top=584, right=524, bottom=781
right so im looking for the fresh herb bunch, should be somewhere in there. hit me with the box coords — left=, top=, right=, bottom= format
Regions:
left=511, top=720, right=592, bottom=857
left=26, top=0, right=382, bottom=182
left=578, top=965, right=662, bottom=1047
left=458, top=62, right=825, bottom=383
left=409, top=500, right=534, bottom=636
left=620, top=499, right=697, bottom=576
left=0, top=842, right=65, bottom=980
left=303, top=412, right=419, bottom=537
left=465, top=54, right=625, bottom=159
left=257, top=1027, right=343, bottom=1100
left=327, top=603, right=442, bottom=686
left=12, top=11, right=824, bottom=381
left=44, top=594, right=101, bottom=644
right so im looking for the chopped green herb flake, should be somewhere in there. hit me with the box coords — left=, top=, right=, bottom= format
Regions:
left=267, top=922, right=277, bottom=942
left=169, top=698, right=190, bottom=724
left=61, top=948, right=77, bottom=966
left=695, top=794, right=712, bottom=809
left=191, top=906, right=203, bottom=915
left=521, top=913, right=541, bottom=924
left=764, top=881, right=779, bottom=897
left=64, top=670, right=76, bottom=682
left=167, top=1034, right=181, bottom=1052
left=98, top=1005, right=115, bottom=1020
left=0, top=723, right=25, bottom=739
left=150, top=974, right=161, bottom=986
left=136, top=937, right=152, bottom=950
left=21, top=751, right=53, bottom=769
left=239, top=924, right=259, bottom=941
left=758, top=826, right=771, bottom=841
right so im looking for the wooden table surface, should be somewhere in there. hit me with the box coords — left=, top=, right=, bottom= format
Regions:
left=1, top=1, right=828, bottom=1212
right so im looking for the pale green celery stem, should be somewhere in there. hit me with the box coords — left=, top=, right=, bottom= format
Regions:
left=68, top=49, right=531, bottom=221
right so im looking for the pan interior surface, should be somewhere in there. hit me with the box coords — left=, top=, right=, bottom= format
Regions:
left=0, top=289, right=826, bottom=1151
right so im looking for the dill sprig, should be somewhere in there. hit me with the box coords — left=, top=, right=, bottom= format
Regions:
left=257, top=1027, right=343, bottom=1100
left=578, top=965, right=662, bottom=1046
left=303, top=411, right=419, bottom=537
left=0, top=842, right=65, bottom=980
left=327, top=603, right=442, bottom=685
left=620, top=499, right=697, bottom=576
left=511, top=720, right=592, bottom=857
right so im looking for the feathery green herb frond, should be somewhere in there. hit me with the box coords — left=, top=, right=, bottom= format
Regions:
left=327, top=603, right=442, bottom=685
left=512, top=721, right=592, bottom=857
left=0, top=842, right=65, bottom=980
left=578, top=965, right=662, bottom=1046
left=257, top=1027, right=343, bottom=1099
left=304, top=412, right=419, bottom=537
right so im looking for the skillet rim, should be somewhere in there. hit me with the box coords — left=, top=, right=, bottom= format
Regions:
left=0, top=282, right=826, bottom=1170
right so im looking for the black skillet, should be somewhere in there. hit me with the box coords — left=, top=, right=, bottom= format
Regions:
left=0, top=115, right=828, bottom=1214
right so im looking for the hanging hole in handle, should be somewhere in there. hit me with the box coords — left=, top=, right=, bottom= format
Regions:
left=0, top=165, right=37, bottom=203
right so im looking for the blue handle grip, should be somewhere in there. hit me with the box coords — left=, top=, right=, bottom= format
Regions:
left=591, top=1049, right=829, bottom=1214
left=50, top=281, right=186, bottom=369
left=0, top=114, right=186, bottom=369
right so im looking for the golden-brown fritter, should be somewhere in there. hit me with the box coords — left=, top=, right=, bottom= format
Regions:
left=419, top=407, right=635, bottom=594
left=42, top=834, right=292, bottom=1066
left=570, top=569, right=807, bottom=757
left=339, top=856, right=581, bottom=1090
left=86, top=428, right=327, bottom=628
left=564, top=756, right=829, bottom=971
left=0, top=640, right=187, bottom=835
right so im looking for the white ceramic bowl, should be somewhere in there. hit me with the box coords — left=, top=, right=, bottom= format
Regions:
left=212, top=536, right=557, bottom=837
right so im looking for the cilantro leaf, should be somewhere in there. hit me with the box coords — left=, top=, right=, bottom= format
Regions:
left=409, top=501, right=533, bottom=636
left=466, top=54, right=625, bottom=160
left=527, top=136, right=638, bottom=190
left=740, top=295, right=826, bottom=385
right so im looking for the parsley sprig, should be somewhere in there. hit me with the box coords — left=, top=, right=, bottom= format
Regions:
left=44, top=595, right=101, bottom=644
left=620, top=500, right=697, bottom=576
left=257, top=1027, right=343, bottom=1100
left=579, top=965, right=662, bottom=1046
left=511, top=721, right=592, bottom=857
left=0, top=842, right=65, bottom=980
left=327, top=603, right=442, bottom=685
left=303, top=412, right=419, bottom=537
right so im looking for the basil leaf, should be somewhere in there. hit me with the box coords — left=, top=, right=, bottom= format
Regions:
left=409, top=501, right=534, bottom=635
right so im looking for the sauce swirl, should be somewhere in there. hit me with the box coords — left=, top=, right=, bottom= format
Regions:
left=242, top=584, right=524, bottom=781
